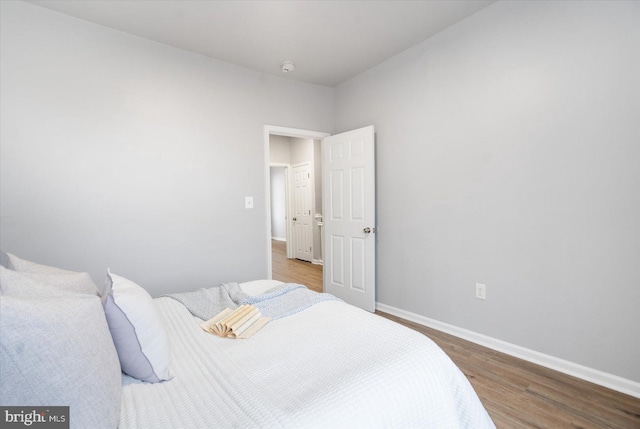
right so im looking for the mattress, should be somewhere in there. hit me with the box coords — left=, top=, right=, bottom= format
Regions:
left=119, top=280, right=495, bottom=428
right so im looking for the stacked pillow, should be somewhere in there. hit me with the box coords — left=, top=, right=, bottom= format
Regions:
left=0, top=253, right=173, bottom=382
left=2, top=253, right=100, bottom=296
left=0, top=256, right=121, bottom=429
left=1, top=253, right=174, bottom=368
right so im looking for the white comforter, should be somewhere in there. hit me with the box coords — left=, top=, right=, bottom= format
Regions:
left=120, top=281, right=495, bottom=428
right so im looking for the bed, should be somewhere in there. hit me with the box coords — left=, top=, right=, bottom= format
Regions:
left=0, top=255, right=495, bottom=429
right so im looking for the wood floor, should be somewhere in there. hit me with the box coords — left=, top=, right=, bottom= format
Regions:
left=271, top=239, right=323, bottom=293
left=378, top=312, right=640, bottom=429
left=271, top=239, right=640, bottom=428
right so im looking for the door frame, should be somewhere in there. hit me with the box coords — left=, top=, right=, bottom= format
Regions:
left=264, top=125, right=330, bottom=280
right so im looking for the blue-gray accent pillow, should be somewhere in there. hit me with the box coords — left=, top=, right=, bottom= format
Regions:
left=4, top=253, right=99, bottom=295
left=0, top=265, right=99, bottom=297
left=0, top=294, right=122, bottom=429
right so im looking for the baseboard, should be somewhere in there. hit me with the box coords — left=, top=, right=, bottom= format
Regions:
left=312, top=259, right=323, bottom=266
left=271, top=237, right=286, bottom=242
left=376, top=302, right=640, bottom=399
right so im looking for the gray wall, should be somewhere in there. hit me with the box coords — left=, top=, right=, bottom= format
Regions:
left=269, top=135, right=291, bottom=165
left=2, top=0, right=639, bottom=386
left=0, top=1, right=334, bottom=295
left=289, top=137, right=314, bottom=166
left=335, top=0, right=640, bottom=382
left=313, top=139, right=323, bottom=262
left=269, top=167, right=287, bottom=240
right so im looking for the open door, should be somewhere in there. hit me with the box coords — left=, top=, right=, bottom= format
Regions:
left=322, top=126, right=375, bottom=312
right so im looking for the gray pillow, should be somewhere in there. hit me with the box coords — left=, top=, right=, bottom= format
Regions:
left=4, top=253, right=99, bottom=295
left=0, top=251, right=9, bottom=269
left=0, top=294, right=122, bottom=429
left=0, top=266, right=99, bottom=297
left=0, top=266, right=72, bottom=297
left=6, top=252, right=77, bottom=274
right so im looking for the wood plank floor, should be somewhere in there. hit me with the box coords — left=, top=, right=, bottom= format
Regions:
left=271, top=240, right=323, bottom=293
left=271, top=239, right=640, bottom=428
left=378, top=312, right=640, bottom=429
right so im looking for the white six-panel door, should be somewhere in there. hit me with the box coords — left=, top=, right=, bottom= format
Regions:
left=292, top=163, right=313, bottom=262
left=322, top=126, right=375, bottom=312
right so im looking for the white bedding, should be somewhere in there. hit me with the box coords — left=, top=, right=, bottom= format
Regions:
left=120, top=280, right=495, bottom=428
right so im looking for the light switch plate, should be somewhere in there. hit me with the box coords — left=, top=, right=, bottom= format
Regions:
left=475, top=283, right=486, bottom=300
left=245, top=196, right=254, bottom=209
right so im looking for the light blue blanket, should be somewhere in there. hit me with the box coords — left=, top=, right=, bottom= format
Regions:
left=164, top=282, right=340, bottom=321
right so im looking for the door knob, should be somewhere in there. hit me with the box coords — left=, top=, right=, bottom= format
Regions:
left=363, top=227, right=371, bottom=234
left=293, top=217, right=297, bottom=221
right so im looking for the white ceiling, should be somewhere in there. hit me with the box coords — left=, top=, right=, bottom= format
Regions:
left=26, top=0, right=494, bottom=87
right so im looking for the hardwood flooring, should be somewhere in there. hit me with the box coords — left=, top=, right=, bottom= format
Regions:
left=271, top=239, right=640, bottom=428
left=271, top=240, right=323, bottom=292
left=377, top=312, right=640, bottom=429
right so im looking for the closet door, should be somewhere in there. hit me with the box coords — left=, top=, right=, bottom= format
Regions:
left=292, top=163, right=313, bottom=262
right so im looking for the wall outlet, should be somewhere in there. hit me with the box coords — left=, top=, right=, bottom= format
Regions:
left=475, top=283, right=486, bottom=300
left=245, top=196, right=254, bottom=209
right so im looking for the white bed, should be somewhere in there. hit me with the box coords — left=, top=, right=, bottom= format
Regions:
left=119, top=280, right=496, bottom=429
left=1, top=255, right=494, bottom=429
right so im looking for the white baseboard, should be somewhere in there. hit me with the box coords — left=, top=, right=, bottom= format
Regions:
left=376, top=302, right=640, bottom=399
left=271, top=237, right=286, bottom=242
left=312, top=259, right=323, bottom=266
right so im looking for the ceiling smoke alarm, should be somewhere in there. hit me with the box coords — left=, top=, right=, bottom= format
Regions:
left=281, top=61, right=295, bottom=73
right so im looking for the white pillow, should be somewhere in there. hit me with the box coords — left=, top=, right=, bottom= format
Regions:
left=5, top=253, right=99, bottom=295
left=102, top=269, right=173, bottom=383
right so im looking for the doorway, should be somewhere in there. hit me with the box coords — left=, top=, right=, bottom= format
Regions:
left=264, top=126, right=330, bottom=291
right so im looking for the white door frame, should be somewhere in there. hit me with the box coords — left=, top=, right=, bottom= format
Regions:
left=264, top=125, right=330, bottom=279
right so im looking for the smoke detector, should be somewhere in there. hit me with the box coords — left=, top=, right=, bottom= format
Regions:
left=281, top=61, right=295, bottom=73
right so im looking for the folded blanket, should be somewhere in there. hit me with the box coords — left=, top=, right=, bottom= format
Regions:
left=164, top=282, right=340, bottom=321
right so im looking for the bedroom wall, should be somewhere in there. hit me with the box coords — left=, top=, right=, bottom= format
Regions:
left=335, top=0, right=640, bottom=383
left=0, top=1, right=334, bottom=295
